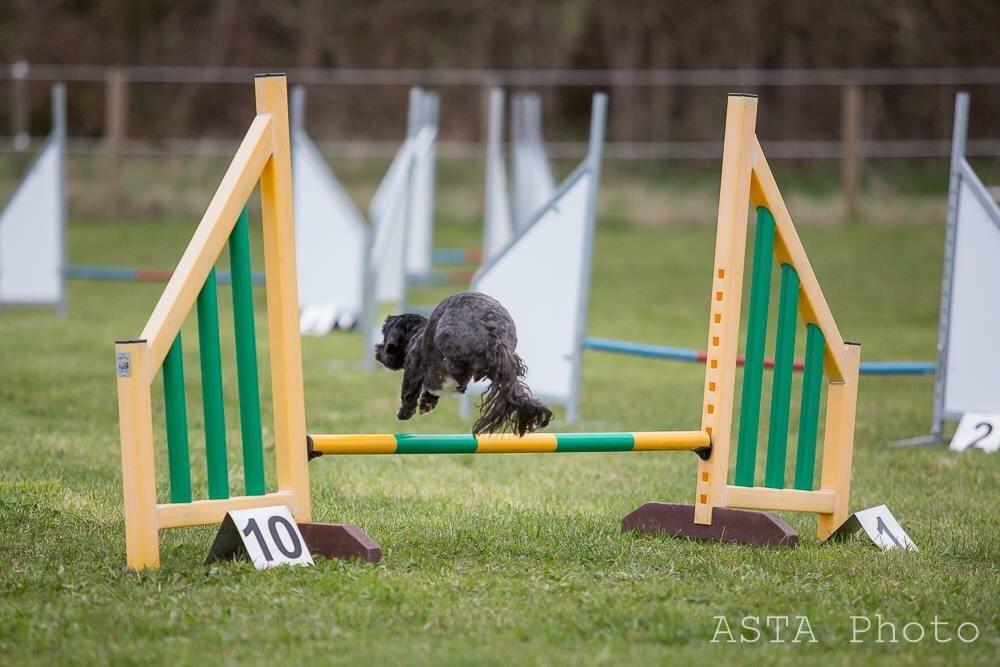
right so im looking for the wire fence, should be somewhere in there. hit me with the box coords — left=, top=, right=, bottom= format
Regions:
left=5, top=63, right=1000, bottom=158
left=6, top=63, right=1000, bottom=86
left=3, top=63, right=1000, bottom=216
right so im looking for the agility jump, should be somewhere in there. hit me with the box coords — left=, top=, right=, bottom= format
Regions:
left=116, top=77, right=859, bottom=570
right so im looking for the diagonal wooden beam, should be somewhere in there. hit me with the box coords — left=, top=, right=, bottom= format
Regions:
left=140, top=114, right=274, bottom=369
left=749, top=137, right=849, bottom=382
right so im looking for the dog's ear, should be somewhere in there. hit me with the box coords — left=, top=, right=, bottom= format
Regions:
left=394, top=314, right=427, bottom=340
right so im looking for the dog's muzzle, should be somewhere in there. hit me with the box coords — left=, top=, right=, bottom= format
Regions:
left=375, top=344, right=402, bottom=369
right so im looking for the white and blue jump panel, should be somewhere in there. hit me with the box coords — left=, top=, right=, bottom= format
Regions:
left=474, top=168, right=592, bottom=402
left=290, top=86, right=437, bottom=336
left=512, top=93, right=557, bottom=231
left=482, top=88, right=514, bottom=261
left=0, top=84, right=66, bottom=313
left=462, top=94, right=606, bottom=423
left=941, top=154, right=1000, bottom=417
left=405, top=88, right=439, bottom=279
left=369, top=127, right=435, bottom=305
left=291, top=86, right=368, bottom=334
left=369, top=139, right=412, bottom=305
left=898, top=91, right=1000, bottom=446
left=361, top=127, right=437, bottom=370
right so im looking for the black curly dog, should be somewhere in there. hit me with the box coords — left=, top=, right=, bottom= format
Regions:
left=374, top=292, right=553, bottom=436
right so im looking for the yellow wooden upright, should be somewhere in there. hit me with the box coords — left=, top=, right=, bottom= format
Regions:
left=817, top=343, right=861, bottom=539
left=116, top=340, right=160, bottom=569
left=255, top=75, right=311, bottom=523
left=695, top=94, right=757, bottom=526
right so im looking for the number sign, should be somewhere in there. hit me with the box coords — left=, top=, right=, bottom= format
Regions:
left=950, top=413, right=1000, bottom=453
left=830, top=504, right=917, bottom=552
left=205, top=506, right=314, bottom=569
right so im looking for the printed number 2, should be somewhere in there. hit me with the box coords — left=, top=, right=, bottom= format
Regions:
left=242, top=516, right=304, bottom=561
left=970, top=422, right=994, bottom=449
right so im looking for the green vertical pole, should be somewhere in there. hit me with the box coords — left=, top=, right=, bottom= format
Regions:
left=229, top=207, right=266, bottom=496
left=794, top=324, right=825, bottom=490
left=765, top=263, right=799, bottom=489
left=734, top=208, right=775, bottom=487
left=163, top=334, right=192, bottom=503
left=197, top=267, right=229, bottom=499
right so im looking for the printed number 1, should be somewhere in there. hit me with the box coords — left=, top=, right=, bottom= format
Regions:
left=242, top=516, right=304, bottom=561
left=875, top=516, right=904, bottom=549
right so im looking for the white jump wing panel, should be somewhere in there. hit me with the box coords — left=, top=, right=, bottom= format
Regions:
left=406, top=127, right=436, bottom=277
left=512, top=95, right=556, bottom=231
left=473, top=170, right=592, bottom=402
left=292, top=128, right=367, bottom=333
left=0, top=139, right=63, bottom=305
left=370, top=140, right=413, bottom=304
left=483, top=147, right=513, bottom=261
left=369, top=128, right=435, bottom=305
left=513, top=142, right=556, bottom=231
left=943, top=172, right=1000, bottom=416
left=483, top=90, right=513, bottom=262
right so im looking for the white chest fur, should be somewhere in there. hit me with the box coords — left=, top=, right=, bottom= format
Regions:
left=438, top=375, right=461, bottom=394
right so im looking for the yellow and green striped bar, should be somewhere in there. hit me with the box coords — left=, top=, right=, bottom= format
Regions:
left=308, top=431, right=711, bottom=458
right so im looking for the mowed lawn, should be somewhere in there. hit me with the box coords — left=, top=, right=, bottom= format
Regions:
left=1, top=208, right=999, bottom=665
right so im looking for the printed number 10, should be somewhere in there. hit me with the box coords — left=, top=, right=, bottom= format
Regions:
left=242, top=515, right=304, bottom=561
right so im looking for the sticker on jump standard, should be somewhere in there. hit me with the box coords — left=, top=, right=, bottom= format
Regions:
left=116, top=351, right=131, bottom=377
left=830, top=504, right=917, bottom=551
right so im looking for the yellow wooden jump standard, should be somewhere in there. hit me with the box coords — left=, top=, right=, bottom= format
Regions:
left=621, top=94, right=860, bottom=543
left=116, top=80, right=860, bottom=570
left=116, top=74, right=376, bottom=570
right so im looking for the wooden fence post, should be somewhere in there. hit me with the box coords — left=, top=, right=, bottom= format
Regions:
left=105, top=66, right=128, bottom=216
left=10, top=60, right=29, bottom=169
left=841, top=84, right=863, bottom=218
left=480, top=76, right=500, bottom=151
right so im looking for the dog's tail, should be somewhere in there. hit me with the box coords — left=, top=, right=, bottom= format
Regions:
left=473, top=337, right=553, bottom=437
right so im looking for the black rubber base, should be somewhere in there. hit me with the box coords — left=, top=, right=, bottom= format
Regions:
left=298, top=523, right=382, bottom=562
left=622, top=502, right=799, bottom=547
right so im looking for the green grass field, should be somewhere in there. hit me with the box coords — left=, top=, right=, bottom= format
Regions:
left=2, top=189, right=999, bottom=664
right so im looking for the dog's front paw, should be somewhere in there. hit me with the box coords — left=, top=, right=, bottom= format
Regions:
left=397, top=406, right=416, bottom=420
left=419, top=392, right=439, bottom=414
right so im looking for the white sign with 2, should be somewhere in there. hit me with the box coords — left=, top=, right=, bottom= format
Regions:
left=949, top=413, right=1000, bottom=453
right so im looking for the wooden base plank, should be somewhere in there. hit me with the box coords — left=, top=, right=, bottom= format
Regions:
left=297, top=523, right=382, bottom=563
left=621, top=502, right=799, bottom=547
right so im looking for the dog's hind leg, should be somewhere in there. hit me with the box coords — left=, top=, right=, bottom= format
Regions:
left=398, top=367, right=423, bottom=420
left=419, top=390, right=439, bottom=414
left=443, top=358, right=473, bottom=394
